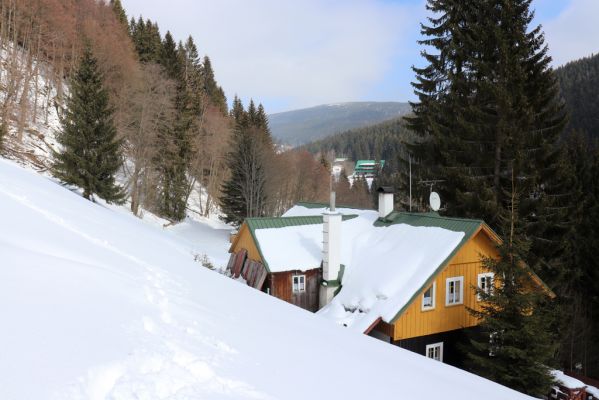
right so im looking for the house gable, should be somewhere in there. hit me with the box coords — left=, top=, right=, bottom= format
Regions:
left=382, top=221, right=554, bottom=341
left=386, top=228, right=499, bottom=341
left=230, top=223, right=263, bottom=265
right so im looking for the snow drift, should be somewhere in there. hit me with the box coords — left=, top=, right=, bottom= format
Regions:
left=0, top=159, right=532, bottom=399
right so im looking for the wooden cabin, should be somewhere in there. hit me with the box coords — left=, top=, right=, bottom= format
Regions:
left=226, top=192, right=554, bottom=367
left=228, top=215, right=346, bottom=312
left=366, top=211, right=553, bottom=365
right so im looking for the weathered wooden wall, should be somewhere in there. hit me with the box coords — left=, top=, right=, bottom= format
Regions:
left=226, top=250, right=268, bottom=290
left=228, top=223, right=321, bottom=311
left=270, top=269, right=320, bottom=312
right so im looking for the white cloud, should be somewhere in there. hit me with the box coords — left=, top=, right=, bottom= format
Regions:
left=122, top=0, right=417, bottom=112
left=541, top=0, right=599, bottom=66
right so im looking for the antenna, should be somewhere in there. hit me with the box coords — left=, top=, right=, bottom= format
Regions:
left=429, top=192, right=441, bottom=212
left=419, top=179, right=444, bottom=212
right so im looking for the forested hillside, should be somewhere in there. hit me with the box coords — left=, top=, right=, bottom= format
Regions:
left=556, top=53, right=599, bottom=142
left=269, top=101, right=411, bottom=146
left=303, top=118, right=413, bottom=173
left=0, top=0, right=330, bottom=224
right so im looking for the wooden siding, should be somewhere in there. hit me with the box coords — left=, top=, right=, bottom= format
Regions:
left=270, top=269, right=320, bottom=312
left=230, top=223, right=262, bottom=263
left=392, top=230, right=500, bottom=341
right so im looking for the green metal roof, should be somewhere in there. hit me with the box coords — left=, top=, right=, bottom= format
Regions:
left=244, top=215, right=358, bottom=273
left=377, top=211, right=483, bottom=235
left=354, top=159, right=385, bottom=172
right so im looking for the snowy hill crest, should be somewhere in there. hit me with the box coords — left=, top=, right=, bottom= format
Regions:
left=0, top=158, right=535, bottom=399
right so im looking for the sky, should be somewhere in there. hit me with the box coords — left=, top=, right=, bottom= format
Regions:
left=121, top=0, right=599, bottom=114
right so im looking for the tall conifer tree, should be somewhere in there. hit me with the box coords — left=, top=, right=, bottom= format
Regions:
left=220, top=97, right=272, bottom=225
left=202, top=56, right=227, bottom=114
left=149, top=31, right=194, bottom=221
left=408, top=0, right=567, bottom=234
left=109, top=0, right=128, bottom=29
left=53, top=45, right=124, bottom=203
left=467, top=170, right=556, bottom=397
left=409, top=0, right=566, bottom=392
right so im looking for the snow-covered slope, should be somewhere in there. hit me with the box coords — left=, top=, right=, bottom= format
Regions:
left=0, top=159, right=533, bottom=399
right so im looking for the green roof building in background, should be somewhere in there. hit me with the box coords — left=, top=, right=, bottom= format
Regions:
left=354, top=160, right=385, bottom=177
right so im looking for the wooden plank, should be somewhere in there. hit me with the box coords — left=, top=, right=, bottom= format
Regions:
left=243, top=260, right=252, bottom=282
left=240, top=258, right=248, bottom=279
left=232, top=249, right=247, bottom=278
left=241, top=259, right=251, bottom=280
left=248, top=261, right=260, bottom=286
left=226, top=253, right=236, bottom=272
left=271, top=271, right=292, bottom=302
left=363, top=317, right=383, bottom=335
left=254, top=264, right=268, bottom=289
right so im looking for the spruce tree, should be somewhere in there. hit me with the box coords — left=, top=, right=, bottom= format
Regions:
left=131, top=18, right=162, bottom=63
left=406, top=0, right=482, bottom=219
left=555, top=136, right=599, bottom=377
left=467, top=171, right=556, bottom=397
left=53, top=45, right=124, bottom=203
left=407, top=0, right=567, bottom=232
left=109, top=0, right=128, bottom=29
left=409, top=0, right=568, bottom=391
left=220, top=97, right=272, bottom=226
left=202, top=56, right=227, bottom=114
left=150, top=31, right=194, bottom=221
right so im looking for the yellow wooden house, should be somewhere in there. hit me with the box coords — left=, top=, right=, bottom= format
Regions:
left=365, top=210, right=554, bottom=364
left=226, top=189, right=553, bottom=366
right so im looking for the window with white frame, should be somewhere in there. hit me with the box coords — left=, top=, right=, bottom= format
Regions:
left=426, top=342, right=443, bottom=362
left=292, top=275, right=306, bottom=293
left=477, top=272, right=494, bottom=300
left=421, top=282, right=436, bottom=311
left=445, top=276, right=464, bottom=306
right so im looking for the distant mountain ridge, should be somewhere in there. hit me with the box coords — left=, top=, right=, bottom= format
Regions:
left=268, top=101, right=411, bottom=146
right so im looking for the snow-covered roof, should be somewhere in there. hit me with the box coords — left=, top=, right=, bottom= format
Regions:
left=0, top=159, right=534, bottom=399
left=250, top=204, right=485, bottom=331
left=552, top=370, right=599, bottom=397
left=283, top=203, right=375, bottom=217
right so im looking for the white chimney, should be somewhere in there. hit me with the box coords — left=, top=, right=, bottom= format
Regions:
left=320, top=192, right=342, bottom=308
left=377, top=186, right=394, bottom=218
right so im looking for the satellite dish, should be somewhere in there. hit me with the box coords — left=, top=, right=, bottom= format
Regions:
left=429, top=191, right=441, bottom=211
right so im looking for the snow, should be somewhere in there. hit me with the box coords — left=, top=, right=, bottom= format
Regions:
left=259, top=204, right=465, bottom=331
left=321, top=223, right=463, bottom=332
left=552, top=370, right=599, bottom=397
left=552, top=370, right=586, bottom=389
left=255, top=213, right=376, bottom=273
left=0, top=158, right=534, bottom=399
left=282, top=204, right=376, bottom=218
